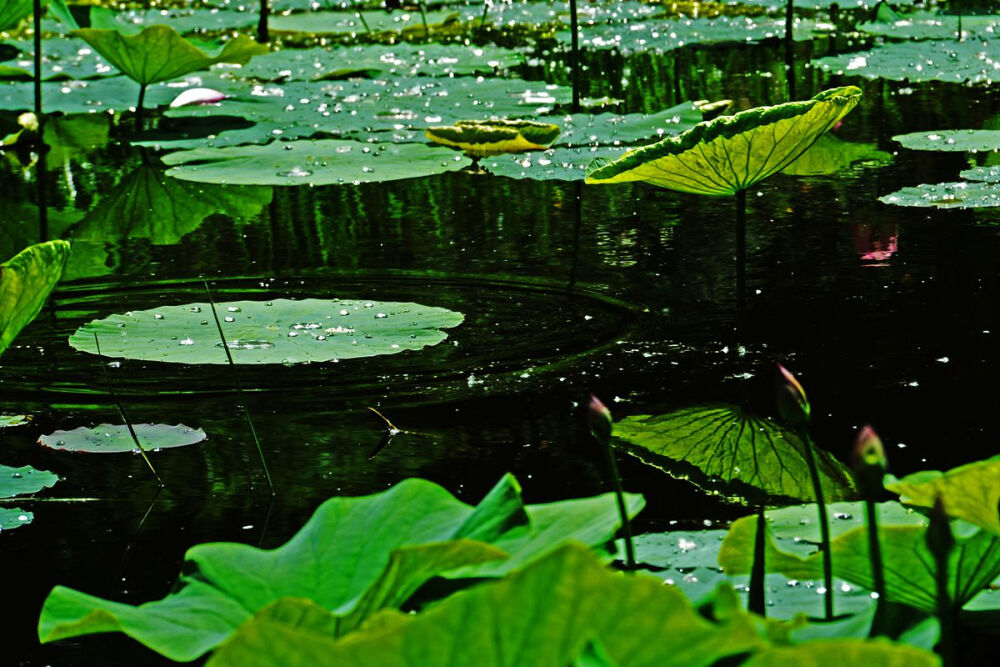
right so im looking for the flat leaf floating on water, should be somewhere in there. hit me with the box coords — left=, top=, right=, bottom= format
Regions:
left=814, top=40, right=1000, bottom=85
left=39, top=476, right=643, bottom=661
left=483, top=146, right=627, bottom=181
left=885, top=455, right=1000, bottom=534
left=426, top=119, right=562, bottom=156
left=0, top=414, right=30, bottom=428
left=613, top=404, right=857, bottom=506
left=0, top=241, right=72, bottom=357
left=859, top=8, right=998, bottom=41
left=38, top=424, right=208, bottom=454
left=68, top=298, right=465, bottom=365
left=0, top=464, right=60, bottom=498
left=879, top=181, right=1000, bottom=209
left=585, top=86, right=863, bottom=196
left=893, top=129, right=1000, bottom=152
left=162, top=140, right=473, bottom=185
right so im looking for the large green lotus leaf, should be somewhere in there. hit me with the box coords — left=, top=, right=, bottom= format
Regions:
left=71, top=166, right=272, bottom=245
left=40, top=476, right=643, bottom=660
left=240, top=43, right=523, bottom=81
left=69, top=26, right=267, bottom=86
left=0, top=0, right=31, bottom=32
left=893, top=129, right=1000, bottom=152
left=162, top=140, right=472, bottom=186
left=97, top=7, right=257, bottom=35
left=781, top=134, right=892, bottom=176
left=206, top=544, right=764, bottom=667
left=586, top=87, right=862, bottom=196
left=859, top=9, right=996, bottom=41
left=0, top=507, right=33, bottom=531
left=68, top=298, right=464, bottom=365
left=962, top=166, right=1000, bottom=183
left=38, top=423, right=208, bottom=454
left=0, top=240, right=71, bottom=357
left=878, top=182, right=1000, bottom=209
left=484, top=146, right=627, bottom=181
left=0, top=414, right=29, bottom=428
left=719, top=502, right=1000, bottom=612
left=0, top=464, right=59, bottom=498
left=0, top=73, right=206, bottom=114
left=268, top=9, right=460, bottom=36
left=0, top=37, right=116, bottom=81
left=814, top=40, right=1000, bottom=85
left=740, top=640, right=940, bottom=667
left=612, top=404, right=858, bottom=505
left=885, top=456, right=1000, bottom=534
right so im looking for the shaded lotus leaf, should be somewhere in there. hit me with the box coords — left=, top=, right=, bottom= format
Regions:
left=0, top=414, right=30, bottom=428
left=206, top=544, right=763, bottom=667
left=961, top=166, right=1000, bottom=182
left=893, top=129, right=1000, bottom=152
left=0, top=37, right=116, bottom=81
left=741, top=640, right=939, bottom=667
left=71, top=165, right=272, bottom=246
left=737, top=0, right=909, bottom=7
left=483, top=146, right=627, bottom=181
left=878, top=182, right=1000, bottom=209
left=781, top=134, right=892, bottom=176
left=0, top=507, right=33, bottom=531
left=885, top=456, right=1000, bottom=534
left=268, top=9, right=460, bottom=36
left=814, top=40, right=1000, bottom=85
left=69, top=26, right=267, bottom=87
left=586, top=86, right=862, bottom=196
left=38, top=423, right=208, bottom=454
left=859, top=8, right=995, bottom=41
left=0, top=74, right=191, bottom=114
left=162, top=140, right=472, bottom=186
left=0, top=0, right=31, bottom=32
left=612, top=404, right=857, bottom=505
left=555, top=101, right=711, bottom=147
left=40, top=476, right=643, bottom=661
left=42, top=114, right=112, bottom=166
left=426, top=119, right=561, bottom=156
left=94, top=7, right=257, bottom=35
left=68, top=298, right=464, bottom=365
left=0, top=240, right=71, bottom=357
left=240, top=43, right=523, bottom=81
left=0, top=464, right=59, bottom=498
left=719, top=501, right=1000, bottom=612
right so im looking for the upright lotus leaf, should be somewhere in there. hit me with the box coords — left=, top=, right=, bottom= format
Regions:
left=39, top=476, right=643, bottom=660
left=740, top=639, right=940, bottom=667
left=718, top=502, right=1000, bottom=613
left=0, top=0, right=31, bottom=32
left=206, top=545, right=765, bottom=667
left=0, top=240, right=71, bottom=357
left=613, top=404, right=857, bottom=506
left=585, top=86, right=862, bottom=195
left=426, top=120, right=562, bottom=157
left=885, top=456, right=1000, bottom=534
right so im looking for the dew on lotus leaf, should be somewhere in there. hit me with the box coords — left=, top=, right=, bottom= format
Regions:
left=316, top=335, right=327, bottom=341
left=224, top=316, right=235, bottom=323
left=117, top=322, right=126, bottom=328
left=786, top=580, right=800, bottom=588
left=10, top=472, right=23, bottom=479
left=179, top=338, right=195, bottom=345
left=339, top=309, right=350, bottom=315
left=375, top=312, right=388, bottom=319
left=217, top=339, right=275, bottom=350
left=291, top=322, right=322, bottom=330
left=364, top=302, right=374, bottom=308
left=227, top=307, right=241, bottom=312
left=834, top=512, right=853, bottom=520
left=278, top=167, right=313, bottom=178
left=189, top=306, right=202, bottom=313
left=108, top=361, right=121, bottom=368
left=154, top=313, right=164, bottom=319
left=288, top=331, right=299, bottom=337
left=18, top=514, right=28, bottom=522
left=56, top=440, right=64, bottom=446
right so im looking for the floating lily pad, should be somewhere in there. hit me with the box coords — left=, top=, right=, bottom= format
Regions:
left=0, top=74, right=193, bottom=115
left=483, top=146, right=626, bottom=181
left=814, top=40, right=1000, bottom=85
left=0, top=508, right=33, bottom=532
left=427, top=119, right=561, bottom=156
left=268, top=9, right=461, bottom=36
left=613, top=404, right=857, bottom=505
left=961, top=166, right=1000, bottom=182
left=0, top=37, right=117, bottom=81
left=94, top=7, right=257, bottom=35
left=555, top=102, right=709, bottom=147
left=781, top=134, right=892, bottom=176
left=68, top=298, right=464, bottom=365
left=0, top=414, right=30, bottom=428
left=0, top=464, right=60, bottom=498
left=1, top=241, right=72, bottom=357
left=879, top=181, right=1000, bottom=209
left=859, top=8, right=996, bottom=41
left=38, top=424, right=208, bottom=454
left=162, top=140, right=472, bottom=185
left=893, top=129, right=1000, bottom=152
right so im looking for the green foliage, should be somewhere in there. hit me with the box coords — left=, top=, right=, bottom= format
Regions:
left=38, top=423, right=207, bottom=453
left=885, top=456, right=1000, bottom=535
left=893, top=130, right=1000, bottom=152
left=0, top=240, right=71, bottom=357
left=0, top=464, right=59, bottom=498
left=426, top=119, right=562, bottom=156
left=781, top=135, right=892, bottom=177
left=740, top=639, right=940, bottom=667
left=814, top=41, right=1000, bottom=85
left=0, top=0, right=31, bottom=33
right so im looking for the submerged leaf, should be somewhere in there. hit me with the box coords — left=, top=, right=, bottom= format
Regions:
left=586, top=87, right=862, bottom=195
left=0, top=241, right=71, bottom=357
left=426, top=119, right=561, bottom=156
left=68, top=298, right=464, bottom=365
left=613, top=404, right=857, bottom=505
left=38, top=424, right=208, bottom=454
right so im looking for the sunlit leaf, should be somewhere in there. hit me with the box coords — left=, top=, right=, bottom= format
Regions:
left=38, top=423, right=208, bottom=454
left=740, top=639, right=940, bottom=667
left=0, top=240, right=71, bottom=357
left=0, top=0, right=31, bottom=32
left=586, top=87, right=862, bottom=195
left=885, top=456, right=1000, bottom=534
left=0, top=414, right=30, bottom=428
left=426, top=119, right=561, bottom=156
left=0, top=507, right=33, bottom=531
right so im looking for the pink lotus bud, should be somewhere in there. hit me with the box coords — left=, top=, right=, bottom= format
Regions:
left=169, top=88, right=226, bottom=109
left=852, top=425, right=887, bottom=473
left=587, top=394, right=612, bottom=445
left=776, top=363, right=810, bottom=426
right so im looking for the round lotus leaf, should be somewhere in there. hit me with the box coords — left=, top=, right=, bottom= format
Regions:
left=68, top=298, right=465, bottom=365
left=0, top=464, right=59, bottom=498
left=426, top=120, right=562, bottom=156
left=38, top=423, right=208, bottom=453
left=162, top=140, right=472, bottom=186
left=0, top=414, right=30, bottom=428
left=586, top=86, right=862, bottom=196
left=893, top=129, right=1000, bottom=153
left=879, top=182, right=1000, bottom=209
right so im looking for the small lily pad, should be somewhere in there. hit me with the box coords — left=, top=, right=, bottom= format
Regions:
left=893, top=129, right=1000, bottom=152
left=426, top=119, right=561, bottom=156
left=879, top=182, right=1000, bottom=209
left=0, top=414, right=30, bottom=428
left=0, top=464, right=60, bottom=498
left=859, top=9, right=996, bottom=41
left=814, top=40, right=1000, bottom=85
left=0, top=508, right=34, bottom=532
left=38, top=424, right=208, bottom=454
left=482, top=146, right=627, bottom=181
left=68, top=299, right=464, bottom=365
left=162, top=140, right=472, bottom=185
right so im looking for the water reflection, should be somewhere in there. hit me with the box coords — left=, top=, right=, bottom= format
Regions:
left=853, top=223, right=899, bottom=267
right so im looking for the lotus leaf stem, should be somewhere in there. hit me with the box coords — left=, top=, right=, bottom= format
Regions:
left=569, top=0, right=580, bottom=112
left=802, top=432, right=834, bottom=619
left=32, top=0, right=43, bottom=120
left=749, top=505, right=766, bottom=615
left=417, top=1, right=430, bottom=39
left=135, top=84, right=147, bottom=132
left=357, top=11, right=373, bottom=35
left=603, top=442, right=636, bottom=572
left=258, top=0, right=270, bottom=43
left=863, top=493, right=886, bottom=635
left=735, top=189, right=747, bottom=315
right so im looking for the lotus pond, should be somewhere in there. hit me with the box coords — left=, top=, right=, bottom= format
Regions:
left=1, top=0, right=999, bottom=665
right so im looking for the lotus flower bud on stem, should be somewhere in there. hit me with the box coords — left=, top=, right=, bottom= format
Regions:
left=588, top=394, right=613, bottom=447
left=775, top=363, right=810, bottom=426
left=586, top=394, right=634, bottom=571
left=852, top=425, right=887, bottom=499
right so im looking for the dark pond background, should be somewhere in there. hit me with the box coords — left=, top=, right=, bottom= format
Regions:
left=2, top=12, right=1000, bottom=666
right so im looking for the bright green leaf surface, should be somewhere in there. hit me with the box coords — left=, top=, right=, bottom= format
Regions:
left=68, top=298, right=464, bottom=365
left=555, top=102, right=708, bottom=147
left=40, top=476, right=642, bottom=660
left=38, top=424, right=208, bottom=454
left=0, top=240, right=71, bottom=357
left=781, top=134, right=892, bottom=176
left=268, top=9, right=460, bottom=36
left=885, top=456, right=1000, bottom=534
left=0, top=464, right=59, bottom=498
left=70, top=26, right=267, bottom=86
left=207, top=544, right=764, bottom=667
left=613, top=404, right=857, bottom=505
left=0, top=507, right=33, bottom=531
left=427, top=119, right=561, bottom=156
left=0, top=414, right=30, bottom=428
left=741, top=639, right=940, bottom=667
left=586, top=87, right=862, bottom=195
left=894, top=129, right=1000, bottom=152
left=0, top=0, right=31, bottom=32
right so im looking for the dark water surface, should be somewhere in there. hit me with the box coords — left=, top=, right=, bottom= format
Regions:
left=3, top=30, right=1000, bottom=665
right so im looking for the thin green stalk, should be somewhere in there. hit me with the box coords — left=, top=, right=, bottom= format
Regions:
left=784, top=0, right=796, bottom=100
left=735, top=189, right=747, bottom=316
left=479, top=0, right=490, bottom=30
left=749, top=506, right=766, bottom=615
left=258, top=0, right=270, bottom=43
left=416, top=0, right=430, bottom=39
left=802, top=432, right=834, bottom=619
left=32, top=0, right=43, bottom=119
left=93, top=334, right=164, bottom=488
left=203, top=279, right=275, bottom=495
left=356, top=11, right=372, bottom=35
left=929, top=506, right=956, bottom=666
left=601, top=439, right=635, bottom=571
left=864, top=495, right=887, bottom=635
left=135, top=83, right=147, bottom=132
left=569, top=0, right=580, bottom=112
